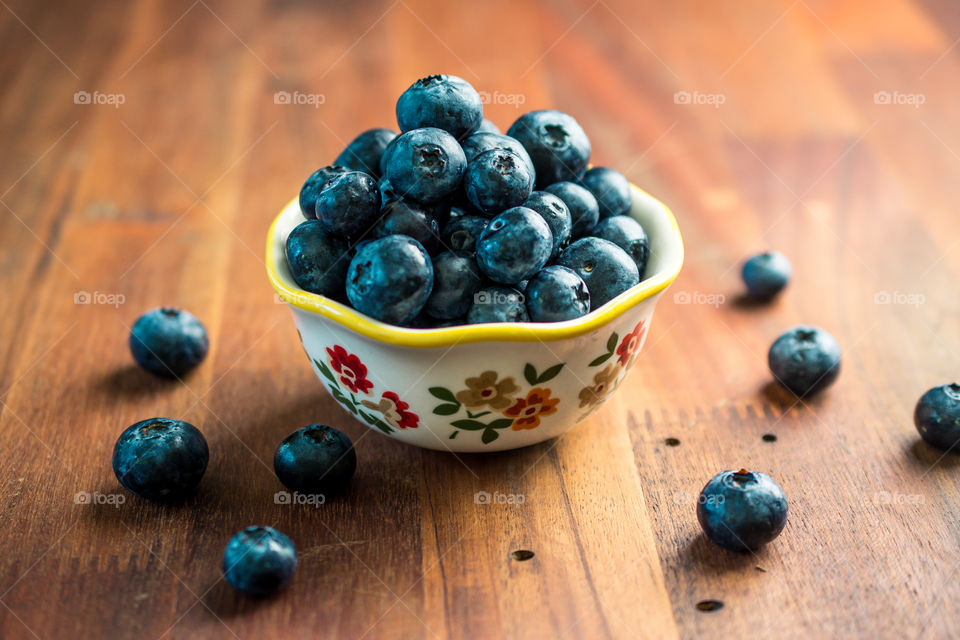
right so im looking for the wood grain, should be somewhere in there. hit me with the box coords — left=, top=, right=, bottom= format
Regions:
left=1, top=0, right=959, bottom=637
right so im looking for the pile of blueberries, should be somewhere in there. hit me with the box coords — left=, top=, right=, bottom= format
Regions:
left=286, top=74, right=650, bottom=327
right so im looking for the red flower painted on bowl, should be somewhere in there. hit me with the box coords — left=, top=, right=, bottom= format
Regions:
left=326, top=345, right=373, bottom=395
left=362, top=391, right=419, bottom=429
left=616, top=320, right=647, bottom=367
left=504, top=387, right=560, bottom=430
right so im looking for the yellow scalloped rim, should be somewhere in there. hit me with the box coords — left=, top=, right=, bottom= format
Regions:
left=266, top=185, right=683, bottom=348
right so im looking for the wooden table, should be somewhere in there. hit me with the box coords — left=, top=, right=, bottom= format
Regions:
left=2, top=0, right=958, bottom=637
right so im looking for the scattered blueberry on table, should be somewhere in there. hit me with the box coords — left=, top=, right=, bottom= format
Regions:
left=768, top=325, right=842, bottom=398
left=274, top=424, right=357, bottom=495
left=697, top=469, right=788, bottom=552
left=223, top=526, right=297, bottom=597
left=129, top=307, right=209, bottom=378
left=112, top=418, right=209, bottom=501
left=914, top=384, right=960, bottom=451
left=742, top=251, right=792, bottom=301
left=286, top=74, right=657, bottom=328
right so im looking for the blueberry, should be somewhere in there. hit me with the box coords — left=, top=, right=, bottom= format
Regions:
left=223, top=526, right=297, bottom=597
left=374, top=199, right=441, bottom=255
left=544, top=181, right=599, bottom=238
left=129, top=307, right=209, bottom=378
left=579, top=167, right=631, bottom=218
left=742, top=251, right=792, bottom=301
left=507, top=110, right=591, bottom=188
left=334, top=128, right=397, bottom=178
left=315, top=171, right=382, bottom=239
left=441, top=215, right=488, bottom=254
left=274, top=424, right=356, bottom=495
left=346, top=235, right=433, bottom=324
left=285, top=220, right=351, bottom=297
left=475, top=117, right=501, bottom=134
left=467, top=286, right=529, bottom=323
left=385, top=128, right=467, bottom=204
left=426, top=251, right=483, bottom=319
left=591, top=215, right=649, bottom=278
left=768, top=326, right=841, bottom=397
left=557, top=237, right=639, bottom=309
left=697, top=469, right=788, bottom=552
left=112, top=418, right=208, bottom=501
left=525, top=265, right=590, bottom=322
left=396, top=74, right=483, bottom=139
left=914, top=384, right=960, bottom=451
left=522, top=191, right=572, bottom=260
left=476, top=206, right=552, bottom=284
left=461, top=132, right=536, bottom=179
left=299, top=166, right=348, bottom=219
left=464, top=149, right=534, bottom=215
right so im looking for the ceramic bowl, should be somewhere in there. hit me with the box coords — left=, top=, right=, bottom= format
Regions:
left=266, top=185, right=683, bottom=452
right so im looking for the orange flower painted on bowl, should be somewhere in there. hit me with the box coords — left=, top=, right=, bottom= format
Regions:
left=616, top=320, right=647, bottom=367
left=362, top=391, right=419, bottom=429
left=456, top=370, right=520, bottom=410
left=504, top=387, right=559, bottom=430
left=578, top=365, right=620, bottom=408
left=326, top=345, right=373, bottom=395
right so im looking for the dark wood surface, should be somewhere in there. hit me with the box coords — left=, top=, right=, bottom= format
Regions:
left=2, top=0, right=959, bottom=637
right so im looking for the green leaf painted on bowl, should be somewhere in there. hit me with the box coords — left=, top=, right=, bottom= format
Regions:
left=314, top=358, right=337, bottom=385
left=523, top=363, right=537, bottom=386
left=433, top=403, right=460, bottom=416
left=357, top=409, right=393, bottom=434
left=449, top=431, right=458, bottom=439
left=606, top=332, right=619, bottom=353
left=450, top=419, right=486, bottom=431
left=481, top=428, right=499, bottom=444
left=428, top=387, right=458, bottom=404
left=535, top=363, right=565, bottom=384
left=466, top=410, right=491, bottom=419
left=589, top=352, right=613, bottom=367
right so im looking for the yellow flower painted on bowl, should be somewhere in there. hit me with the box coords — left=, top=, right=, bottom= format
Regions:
left=455, top=371, right=520, bottom=410
left=578, top=364, right=620, bottom=409
left=504, top=387, right=560, bottom=430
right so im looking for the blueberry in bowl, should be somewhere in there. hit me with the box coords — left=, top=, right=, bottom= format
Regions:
left=475, top=206, right=553, bottom=285
left=396, top=74, right=483, bottom=140
left=507, top=110, right=591, bottom=188
left=346, top=235, right=434, bottom=325
left=385, top=127, right=467, bottom=204
left=334, top=128, right=397, bottom=178
left=464, top=148, right=534, bottom=215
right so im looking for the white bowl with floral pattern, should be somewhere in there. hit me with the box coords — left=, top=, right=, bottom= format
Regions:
left=266, top=185, right=683, bottom=452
